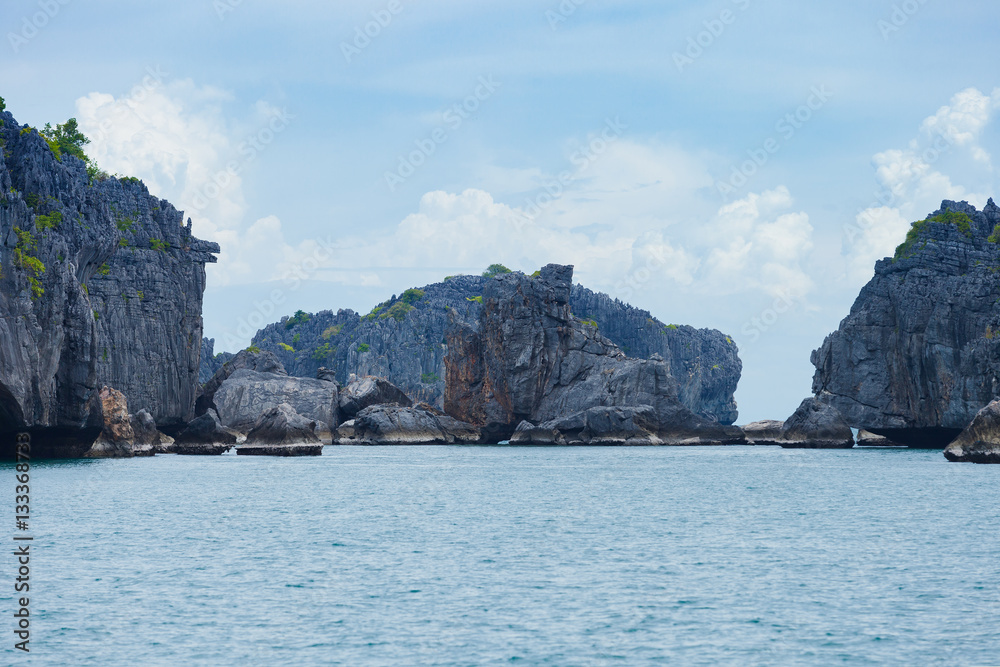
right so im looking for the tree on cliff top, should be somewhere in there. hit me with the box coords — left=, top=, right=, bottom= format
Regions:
left=483, top=263, right=512, bottom=278
left=41, top=118, right=90, bottom=162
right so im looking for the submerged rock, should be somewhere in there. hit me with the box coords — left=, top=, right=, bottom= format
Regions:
left=856, top=429, right=905, bottom=447
left=212, top=368, right=338, bottom=434
left=237, top=444, right=323, bottom=456
left=338, top=375, right=412, bottom=421
left=334, top=405, right=480, bottom=445
left=511, top=406, right=673, bottom=446
left=444, top=264, right=744, bottom=445
left=944, top=400, right=1000, bottom=463
left=244, top=403, right=321, bottom=446
left=812, top=199, right=1000, bottom=447
left=741, top=420, right=785, bottom=446
left=778, top=397, right=855, bottom=449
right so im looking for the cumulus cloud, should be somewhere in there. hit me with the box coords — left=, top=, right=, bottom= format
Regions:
left=74, top=79, right=306, bottom=287
left=847, top=86, right=1000, bottom=285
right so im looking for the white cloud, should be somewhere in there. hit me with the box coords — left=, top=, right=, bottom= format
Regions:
left=74, top=80, right=306, bottom=287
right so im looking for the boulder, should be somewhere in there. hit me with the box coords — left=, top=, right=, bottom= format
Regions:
left=944, top=400, right=1000, bottom=463
left=213, top=369, right=338, bottom=433
left=244, top=403, right=321, bottom=446
left=316, top=367, right=338, bottom=383
left=237, top=444, right=323, bottom=456
left=511, top=406, right=666, bottom=446
left=84, top=387, right=137, bottom=459
left=811, top=199, right=1000, bottom=447
left=741, top=420, right=784, bottom=446
left=334, top=405, right=480, bottom=445
left=129, top=409, right=161, bottom=457
left=338, top=375, right=412, bottom=421
left=777, top=397, right=855, bottom=449
left=444, top=264, right=744, bottom=445
left=174, top=409, right=236, bottom=454
left=857, top=429, right=905, bottom=447
left=196, top=348, right=287, bottom=417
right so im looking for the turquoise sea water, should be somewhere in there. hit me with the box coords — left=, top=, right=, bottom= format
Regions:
left=3, top=446, right=999, bottom=666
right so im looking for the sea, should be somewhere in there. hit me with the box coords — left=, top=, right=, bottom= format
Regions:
left=2, top=445, right=999, bottom=666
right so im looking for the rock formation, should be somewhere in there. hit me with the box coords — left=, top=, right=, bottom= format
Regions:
left=334, top=405, right=480, bottom=445
left=812, top=199, right=1000, bottom=447
left=196, top=347, right=286, bottom=417
left=212, top=368, right=339, bottom=434
left=338, top=375, right=412, bottom=421
left=777, top=397, right=855, bottom=449
left=856, top=429, right=904, bottom=447
left=238, top=274, right=741, bottom=423
left=173, top=409, right=236, bottom=454
left=84, top=386, right=137, bottom=458
left=943, top=400, right=1000, bottom=463
left=241, top=403, right=323, bottom=454
left=199, top=338, right=234, bottom=385
left=443, top=264, right=744, bottom=444
left=741, top=420, right=785, bottom=446
left=0, top=106, right=218, bottom=457
left=510, top=406, right=666, bottom=446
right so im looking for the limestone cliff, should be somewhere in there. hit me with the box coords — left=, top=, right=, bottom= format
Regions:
left=0, top=107, right=218, bottom=455
left=812, top=199, right=1000, bottom=447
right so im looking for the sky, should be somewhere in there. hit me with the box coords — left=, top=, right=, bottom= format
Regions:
left=2, top=0, right=999, bottom=423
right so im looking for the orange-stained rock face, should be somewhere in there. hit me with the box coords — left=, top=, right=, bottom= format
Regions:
left=98, top=386, right=134, bottom=444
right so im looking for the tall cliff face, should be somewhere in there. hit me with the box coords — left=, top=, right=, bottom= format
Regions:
left=0, top=108, right=218, bottom=451
left=246, top=275, right=741, bottom=423
left=569, top=286, right=741, bottom=424
left=443, top=264, right=743, bottom=443
left=812, top=199, right=1000, bottom=447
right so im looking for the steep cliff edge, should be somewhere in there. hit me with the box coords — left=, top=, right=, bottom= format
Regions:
left=443, top=264, right=744, bottom=444
left=812, top=199, right=1000, bottom=447
left=244, top=274, right=741, bottom=423
left=0, top=107, right=218, bottom=454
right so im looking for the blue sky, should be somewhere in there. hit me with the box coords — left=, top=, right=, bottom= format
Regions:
left=3, top=0, right=999, bottom=422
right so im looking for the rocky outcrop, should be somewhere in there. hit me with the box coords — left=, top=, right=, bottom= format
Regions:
left=237, top=443, right=323, bottom=456
left=943, top=400, right=1000, bottom=463
left=0, top=106, right=218, bottom=457
left=511, top=406, right=667, bottom=446
left=856, top=429, right=904, bottom=447
left=84, top=386, right=136, bottom=458
left=244, top=403, right=321, bottom=446
left=569, top=286, right=741, bottom=424
left=195, top=347, right=286, bottom=417
left=238, top=274, right=741, bottom=423
left=338, top=375, right=411, bottom=421
left=129, top=409, right=161, bottom=456
left=173, top=409, right=236, bottom=454
left=741, top=420, right=784, bottom=446
left=444, top=264, right=744, bottom=444
left=812, top=199, right=1000, bottom=447
left=213, top=368, right=338, bottom=433
left=777, top=397, right=855, bottom=449
left=334, top=404, right=480, bottom=445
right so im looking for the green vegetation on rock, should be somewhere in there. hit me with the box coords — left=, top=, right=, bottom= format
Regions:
left=894, top=211, right=974, bottom=260
left=483, top=263, right=512, bottom=278
left=279, top=342, right=295, bottom=352
left=421, top=372, right=440, bottom=383
left=35, top=210, right=62, bottom=230
left=41, top=118, right=89, bottom=162
left=466, top=295, right=483, bottom=303
left=311, top=342, right=334, bottom=360
left=12, top=227, right=45, bottom=300
left=149, top=238, right=169, bottom=252
left=246, top=345, right=261, bottom=353
left=285, top=310, right=310, bottom=329
left=322, top=325, right=342, bottom=339
left=357, top=343, right=370, bottom=353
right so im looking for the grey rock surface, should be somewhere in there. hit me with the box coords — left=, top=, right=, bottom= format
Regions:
left=196, top=347, right=287, bottom=417
left=237, top=443, right=323, bottom=456
left=236, top=274, right=741, bottom=423
left=444, top=264, right=744, bottom=444
left=84, top=386, right=136, bottom=458
left=778, top=397, right=855, bottom=449
left=510, top=406, right=669, bottom=446
left=129, top=408, right=161, bottom=456
left=944, top=400, right=1000, bottom=463
left=244, top=403, right=321, bottom=446
left=199, top=338, right=234, bottom=385
left=812, top=199, right=1000, bottom=447
left=0, top=106, right=218, bottom=453
left=741, top=420, right=785, bottom=446
left=338, top=375, right=412, bottom=421
left=213, top=368, right=338, bottom=433
left=174, top=409, right=237, bottom=452
left=334, top=405, right=480, bottom=445
left=856, top=429, right=904, bottom=447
